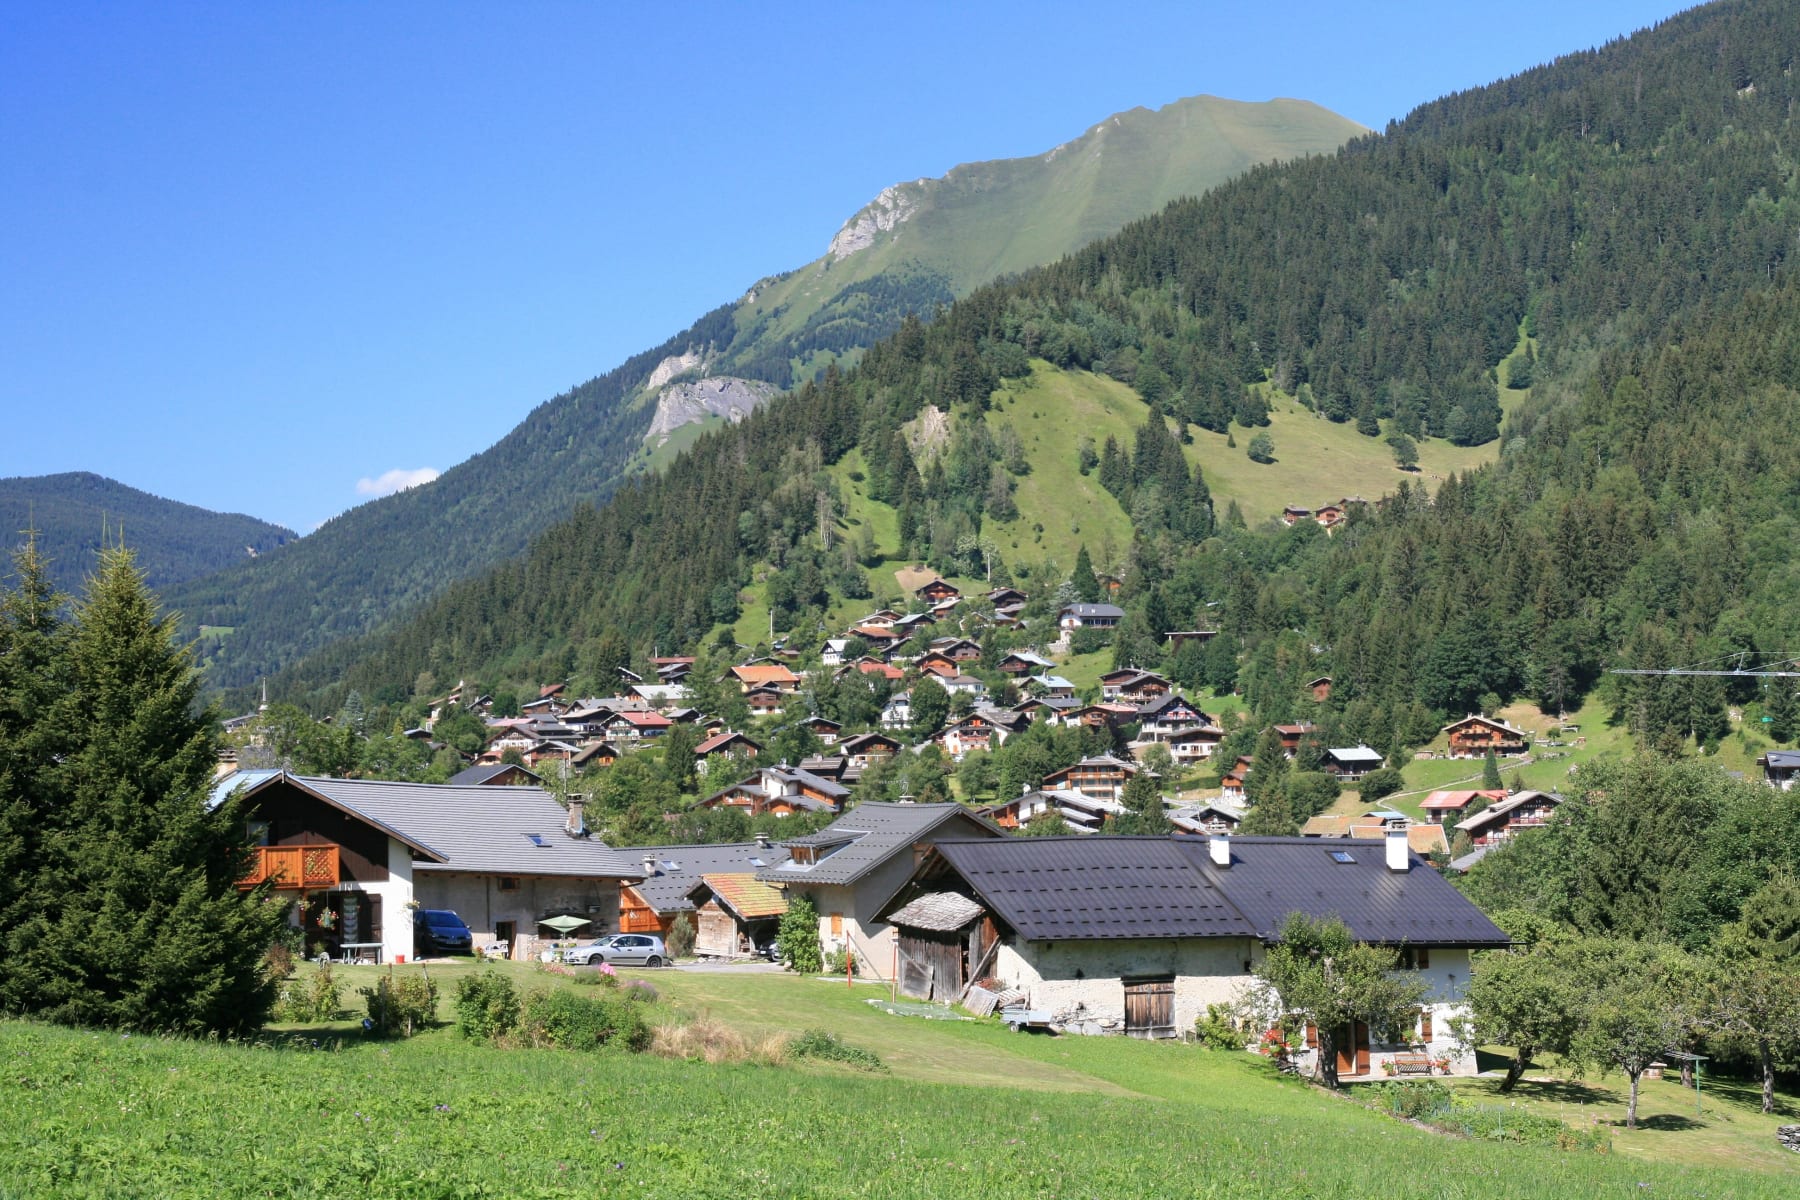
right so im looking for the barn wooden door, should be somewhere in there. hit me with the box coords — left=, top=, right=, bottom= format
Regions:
left=1123, top=978, right=1175, bottom=1039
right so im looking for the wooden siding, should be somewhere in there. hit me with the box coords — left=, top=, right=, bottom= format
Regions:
left=250, top=782, right=390, bottom=882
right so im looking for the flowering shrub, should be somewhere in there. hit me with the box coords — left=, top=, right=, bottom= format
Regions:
left=1256, top=1028, right=1294, bottom=1058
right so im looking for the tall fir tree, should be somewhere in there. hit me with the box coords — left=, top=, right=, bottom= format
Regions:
left=3, top=546, right=286, bottom=1033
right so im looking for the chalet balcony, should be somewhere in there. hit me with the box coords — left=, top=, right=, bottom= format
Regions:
left=240, top=844, right=340, bottom=890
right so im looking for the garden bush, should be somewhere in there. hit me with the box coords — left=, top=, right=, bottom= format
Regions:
left=453, top=967, right=520, bottom=1040
left=568, top=964, right=620, bottom=988
left=778, top=895, right=822, bottom=974
left=360, top=971, right=439, bottom=1038
left=1193, top=1003, right=1246, bottom=1051
left=789, top=1028, right=885, bottom=1071
left=272, top=963, right=342, bottom=1024
left=665, top=914, right=695, bottom=958
left=517, top=989, right=650, bottom=1052
left=621, top=979, right=658, bottom=1004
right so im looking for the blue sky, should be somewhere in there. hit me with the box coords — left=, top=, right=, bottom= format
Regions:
left=2, top=1, right=1686, bottom=533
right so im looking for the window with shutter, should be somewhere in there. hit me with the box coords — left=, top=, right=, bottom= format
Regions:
left=1420, top=1008, right=1434, bottom=1042
left=1305, top=1021, right=1318, bottom=1048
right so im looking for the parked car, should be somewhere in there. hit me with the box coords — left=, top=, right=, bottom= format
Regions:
left=412, top=908, right=474, bottom=956
left=562, top=934, right=620, bottom=965
left=566, top=933, right=667, bottom=967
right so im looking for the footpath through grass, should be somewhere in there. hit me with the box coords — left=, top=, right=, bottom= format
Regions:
left=2, top=966, right=1794, bottom=1199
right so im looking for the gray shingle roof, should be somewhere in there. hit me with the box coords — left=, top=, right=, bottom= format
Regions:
left=757, top=802, right=1001, bottom=886
left=448, top=764, right=542, bottom=786
left=888, top=891, right=985, bottom=932
left=623, top=841, right=793, bottom=914
left=916, top=835, right=1509, bottom=948
left=272, top=774, right=646, bottom=879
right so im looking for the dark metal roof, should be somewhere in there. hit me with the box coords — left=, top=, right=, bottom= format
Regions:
left=928, top=838, right=1257, bottom=941
left=1178, top=837, right=1510, bottom=948
left=916, top=835, right=1509, bottom=948
left=448, top=764, right=542, bottom=786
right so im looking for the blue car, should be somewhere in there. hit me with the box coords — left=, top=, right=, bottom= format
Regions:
left=412, top=909, right=474, bottom=956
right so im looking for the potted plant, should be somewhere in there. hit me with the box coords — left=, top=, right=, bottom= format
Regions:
left=1433, top=1055, right=1452, bottom=1075
left=1380, top=1058, right=1399, bottom=1077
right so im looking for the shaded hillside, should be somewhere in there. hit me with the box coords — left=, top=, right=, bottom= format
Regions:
left=262, top=0, right=1800, bottom=717
left=171, top=95, right=1360, bottom=692
left=0, top=473, right=292, bottom=597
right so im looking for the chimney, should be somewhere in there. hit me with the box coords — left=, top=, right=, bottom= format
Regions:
left=1386, top=826, right=1410, bottom=872
left=565, top=793, right=587, bottom=838
left=641, top=854, right=658, bottom=877
left=754, top=832, right=771, bottom=850
left=1209, top=834, right=1230, bottom=868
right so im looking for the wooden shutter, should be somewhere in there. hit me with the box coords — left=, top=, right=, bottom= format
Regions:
left=1417, top=947, right=1430, bottom=969
left=1304, top=1021, right=1318, bottom=1049
left=1420, top=1008, right=1434, bottom=1042
left=829, top=912, right=843, bottom=936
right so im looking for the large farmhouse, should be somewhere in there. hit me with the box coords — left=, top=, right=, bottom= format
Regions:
left=878, top=831, right=1507, bottom=1075
left=222, top=770, right=645, bottom=964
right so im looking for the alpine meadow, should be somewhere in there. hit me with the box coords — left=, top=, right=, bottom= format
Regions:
left=7, top=2, right=1800, bottom=1197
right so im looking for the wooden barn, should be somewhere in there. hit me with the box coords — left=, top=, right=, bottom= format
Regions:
left=686, top=873, right=787, bottom=959
left=888, top=891, right=998, bottom=1003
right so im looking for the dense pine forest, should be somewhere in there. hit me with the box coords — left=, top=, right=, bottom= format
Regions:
left=0, top=472, right=294, bottom=597
left=251, top=0, right=1800, bottom=748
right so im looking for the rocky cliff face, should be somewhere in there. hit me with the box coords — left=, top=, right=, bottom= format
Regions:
left=644, top=376, right=781, bottom=445
left=827, top=180, right=928, bottom=260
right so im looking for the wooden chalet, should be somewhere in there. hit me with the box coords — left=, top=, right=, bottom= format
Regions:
left=998, top=650, right=1055, bottom=676
left=1280, top=506, right=1313, bottom=526
left=570, top=740, right=620, bottom=769
left=694, top=730, right=761, bottom=773
left=1219, top=755, right=1253, bottom=801
left=1162, top=723, right=1226, bottom=764
left=744, top=687, right=787, bottom=716
left=1134, top=694, right=1214, bottom=740
left=986, top=586, right=1028, bottom=606
left=915, top=578, right=962, bottom=604
left=1272, top=722, right=1320, bottom=756
left=1166, top=800, right=1244, bottom=835
left=1041, top=755, right=1138, bottom=803
left=1324, top=745, right=1384, bottom=780
left=841, top=731, right=902, bottom=770
left=698, top=765, right=851, bottom=818
left=915, top=651, right=960, bottom=678
left=931, top=637, right=983, bottom=662
left=1100, top=669, right=1172, bottom=703
left=1441, top=715, right=1529, bottom=758
left=727, top=663, right=802, bottom=695
left=803, top=716, right=844, bottom=745
left=934, top=709, right=1024, bottom=760
left=1164, top=629, right=1218, bottom=650
left=1062, top=702, right=1137, bottom=730
left=1306, top=676, right=1333, bottom=702
left=1455, top=790, right=1562, bottom=847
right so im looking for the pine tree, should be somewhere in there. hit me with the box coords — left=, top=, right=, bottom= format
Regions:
left=1071, top=545, right=1101, bottom=603
left=1482, top=749, right=1504, bottom=790
left=5, top=547, right=286, bottom=1033
left=0, top=535, right=72, bottom=1016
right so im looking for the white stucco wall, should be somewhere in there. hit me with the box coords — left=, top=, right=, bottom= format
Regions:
left=994, top=939, right=1480, bottom=1069
left=996, top=937, right=1261, bottom=1035
left=330, top=835, right=415, bottom=963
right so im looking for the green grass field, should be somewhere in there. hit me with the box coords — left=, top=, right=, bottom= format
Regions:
left=2, top=964, right=1792, bottom=1198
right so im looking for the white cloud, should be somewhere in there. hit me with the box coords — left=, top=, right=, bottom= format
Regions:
left=355, top=467, right=440, bottom=498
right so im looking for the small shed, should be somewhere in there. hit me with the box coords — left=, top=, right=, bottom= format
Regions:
left=889, top=891, right=995, bottom=1003
left=686, top=873, right=787, bottom=959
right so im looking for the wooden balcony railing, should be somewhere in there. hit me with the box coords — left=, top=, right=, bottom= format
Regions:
left=240, top=844, right=339, bottom=890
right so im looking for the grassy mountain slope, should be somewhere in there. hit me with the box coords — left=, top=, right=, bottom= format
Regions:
left=259, top=0, right=1800, bottom=713
left=170, top=95, right=1361, bottom=693
left=725, top=96, right=1365, bottom=379
left=0, top=472, right=293, bottom=597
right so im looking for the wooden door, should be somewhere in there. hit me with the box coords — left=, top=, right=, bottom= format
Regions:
left=1336, top=1021, right=1371, bottom=1075
left=1123, top=979, right=1175, bottom=1039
